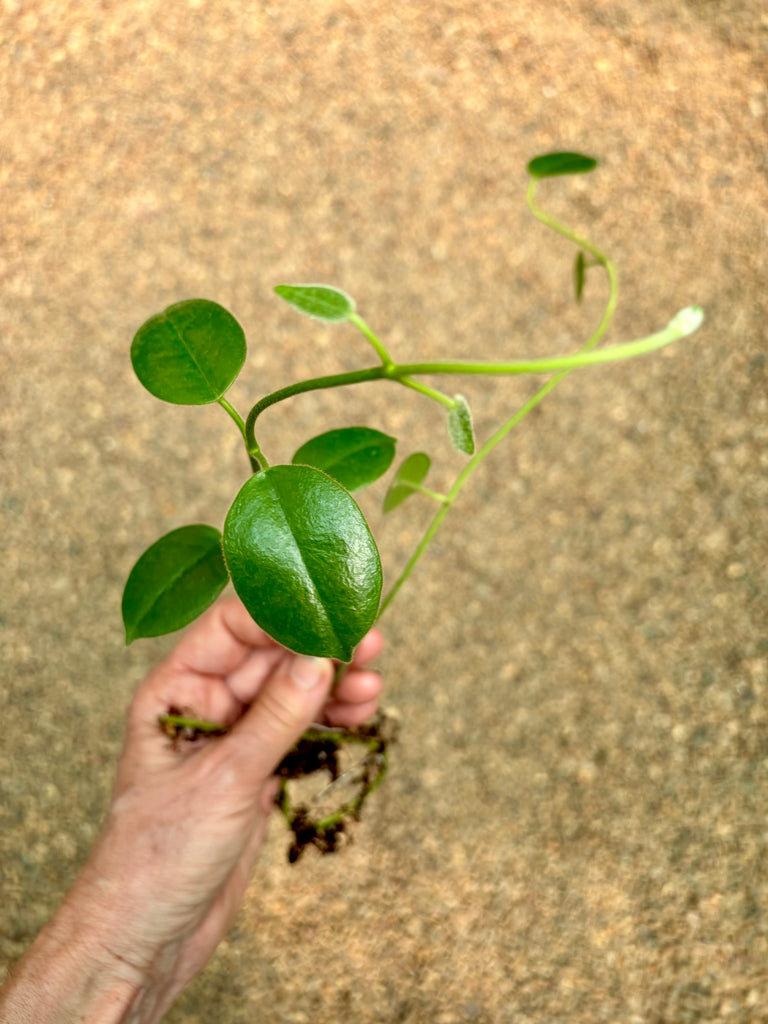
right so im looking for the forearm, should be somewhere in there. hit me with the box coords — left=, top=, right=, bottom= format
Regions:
left=0, top=885, right=145, bottom=1024
left=0, top=602, right=370, bottom=1024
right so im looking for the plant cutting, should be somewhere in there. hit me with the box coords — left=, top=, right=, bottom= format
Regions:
left=122, top=152, right=704, bottom=860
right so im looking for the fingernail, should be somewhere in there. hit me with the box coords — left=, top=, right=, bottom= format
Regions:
left=290, top=655, right=329, bottom=689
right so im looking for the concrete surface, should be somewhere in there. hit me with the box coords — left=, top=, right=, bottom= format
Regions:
left=1, top=1, right=767, bottom=1020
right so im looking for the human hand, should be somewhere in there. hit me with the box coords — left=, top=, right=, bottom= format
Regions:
left=0, top=598, right=382, bottom=1024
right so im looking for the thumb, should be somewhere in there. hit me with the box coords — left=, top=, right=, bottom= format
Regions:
left=229, top=653, right=334, bottom=781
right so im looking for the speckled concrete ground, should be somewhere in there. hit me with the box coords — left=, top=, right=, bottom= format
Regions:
left=2, top=2, right=767, bottom=1021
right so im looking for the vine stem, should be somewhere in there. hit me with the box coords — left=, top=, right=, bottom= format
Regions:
left=383, top=329, right=686, bottom=375
left=379, top=178, right=621, bottom=617
left=244, top=367, right=385, bottom=469
left=378, top=370, right=566, bottom=617
left=242, top=317, right=695, bottom=462
left=526, top=178, right=618, bottom=348
left=240, top=181, right=701, bottom=622
left=348, top=313, right=456, bottom=408
left=152, top=181, right=704, bottom=829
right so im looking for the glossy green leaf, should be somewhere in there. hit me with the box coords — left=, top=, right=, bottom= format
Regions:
left=383, top=452, right=431, bottom=513
left=274, top=284, right=355, bottom=322
left=527, top=152, right=598, bottom=179
left=122, top=524, right=229, bottom=643
left=292, top=427, right=396, bottom=491
left=131, top=299, right=246, bottom=405
left=447, top=395, right=475, bottom=455
left=223, top=465, right=382, bottom=661
left=574, top=250, right=586, bottom=304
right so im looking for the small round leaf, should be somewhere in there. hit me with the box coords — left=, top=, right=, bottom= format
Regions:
left=122, top=524, right=229, bottom=643
left=574, top=250, right=587, bottom=304
left=131, top=299, right=246, bottom=405
left=668, top=305, right=705, bottom=336
left=527, top=152, right=598, bottom=179
left=274, top=284, right=355, bottom=322
left=223, top=465, right=382, bottom=661
left=447, top=395, right=475, bottom=456
left=292, top=427, right=396, bottom=491
left=383, top=453, right=431, bottom=513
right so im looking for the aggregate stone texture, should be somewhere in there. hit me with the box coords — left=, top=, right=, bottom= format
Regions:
left=1, top=2, right=767, bottom=1021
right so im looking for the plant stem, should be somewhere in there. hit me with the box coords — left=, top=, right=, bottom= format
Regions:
left=397, top=375, right=456, bottom=408
left=388, top=326, right=689, bottom=376
left=409, top=482, right=449, bottom=503
left=526, top=179, right=607, bottom=264
left=351, top=311, right=457, bottom=407
left=379, top=375, right=565, bottom=617
left=217, top=397, right=247, bottom=440
left=526, top=178, right=619, bottom=348
left=242, top=315, right=695, bottom=461
left=379, top=186, right=624, bottom=618
left=242, top=181, right=697, bottom=499
left=348, top=312, right=394, bottom=366
left=244, top=367, right=387, bottom=453
left=158, top=713, right=230, bottom=737
left=247, top=443, right=270, bottom=472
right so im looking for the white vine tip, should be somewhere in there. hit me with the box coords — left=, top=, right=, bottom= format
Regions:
left=669, top=306, right=705, bottom=337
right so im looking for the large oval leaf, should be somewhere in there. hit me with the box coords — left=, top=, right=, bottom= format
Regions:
left=292, top=427, right=396, bottom=491
left=131, top=299, right=246, bottom=405
left=122, top=524, right=229, bottom=643
left=223, top=465, right=382, bottom=661
left=274, top=284, right=354, bottom=322
left=383, top=452, right=431, bottom=513
left=527, top=152, right=598, bottom=179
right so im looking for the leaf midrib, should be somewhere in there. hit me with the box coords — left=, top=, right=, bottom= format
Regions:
left=163, top=307, right=218, bottom=399
left=135, top=542, right=222, bottom=634
left=268, top=470, right=346, bottom=653
left=322, top=438, right=389, bottom=475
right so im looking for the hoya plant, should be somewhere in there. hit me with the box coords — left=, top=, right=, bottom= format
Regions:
left=123, top=153, right=703, bottom=859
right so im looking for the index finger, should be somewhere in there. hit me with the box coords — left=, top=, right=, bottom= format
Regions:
left=167, top=597, right=277, bottom=677
left=349, top=627, right=384, bottom=668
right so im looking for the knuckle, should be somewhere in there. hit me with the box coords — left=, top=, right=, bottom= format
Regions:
left=257, top=683, right=303, bottom=735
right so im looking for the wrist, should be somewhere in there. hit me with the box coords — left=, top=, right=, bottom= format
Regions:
left=0, top=883, right=145, bottom=1024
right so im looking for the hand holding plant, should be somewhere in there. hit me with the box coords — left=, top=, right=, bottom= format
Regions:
left=0, top=601, right=383, bottom=1024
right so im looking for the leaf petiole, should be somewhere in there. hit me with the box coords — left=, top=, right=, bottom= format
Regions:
left=217, top=396, right=247, bottom=441
left=407, top=482, right=449, bottom=503
left=397, top=374, right=455, bottom=408
left=348, top=312, right=394, bottom=366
